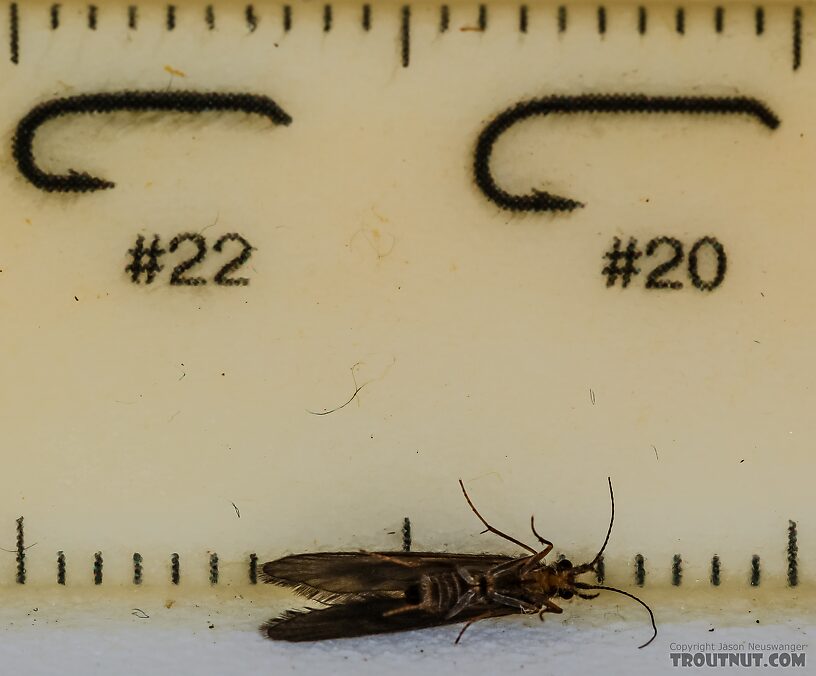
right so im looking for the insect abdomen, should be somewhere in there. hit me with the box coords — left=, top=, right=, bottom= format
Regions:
left=419, top=571, right=470, bottom=613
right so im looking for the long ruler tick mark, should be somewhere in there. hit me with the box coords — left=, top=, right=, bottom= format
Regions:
left=519, top=4, right=527, bottom=34
left=439, top=4, right=449, bottom=33
left=598, top=6, right=607, bottom=35
left=362, top=4, right=371, bottom=31
left=88, top=4, right=97, bottom=30
left=478, top=4, right=487, bottom=31
left=166, top=4, right=176, bottom=31
left=283, top=5, right=292, bottom=32
left=128, top=4, right=137, bottom=30
left=676, top=7, right=685, bottom=35
left=558, top=5, right=567, bottom=33
left=15, top=516, right=25, bottom=584
left=787, top=520, right=798, bottom=586
left=715, top=6, right=724, bottom=33
left=50, top=3, right=60, bottom=30
left=638, top=6, right=647, bottom=35
left=755, top=6, right=764, bottom=36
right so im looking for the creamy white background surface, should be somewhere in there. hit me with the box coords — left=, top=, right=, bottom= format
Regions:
left=0, top=3, right=812, bottom=671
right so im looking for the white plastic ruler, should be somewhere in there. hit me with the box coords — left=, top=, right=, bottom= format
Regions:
left=0, top=1, right=812, bottom=663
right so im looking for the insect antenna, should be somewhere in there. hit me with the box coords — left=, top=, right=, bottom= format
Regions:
left=574, top=582, right=657, bottom=649
left=458, top=479, right=537, bottom=555
left=575, top=591, right=599, bottom=600
left=573, top=477, right=614, bottom=574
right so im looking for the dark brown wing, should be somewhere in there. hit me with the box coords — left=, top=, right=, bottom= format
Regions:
left=261, top=551, right=517, bottom=603
left=262, top=596, right=517, bottom=642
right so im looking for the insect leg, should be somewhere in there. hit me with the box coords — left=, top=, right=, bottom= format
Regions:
left=488, top=591, right=539, bottom=613
left=445, top=589, right=478, bottom=619
left=381, top=604, right=422, bottom=617
left=520, top=544, right=554, bottom=575
left=456, top=567, right=478, bottom=585
left=538, top=600, right=563, bottom=621
left=458, top=480, right=537, bottom=555
left=530, top=515, right=553, bottom=547
left=453, top=611, right=500, bottom=645
left=488, top=558, right=527, bottom=577
left=365, top=552, right=423, bottom=567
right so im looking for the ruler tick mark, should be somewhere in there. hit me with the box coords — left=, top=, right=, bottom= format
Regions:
left=57, top=551, right=66, bottom=585
left=595, top=554, right=605, bottom=584
left=93, top=551, right=103, bottom=585
left=714, top=6, right=724, bottom=33
left=249, top=553, right=258, bottom=584
left=793, top=7, right=803, bottom=71
left=671, top=554, right=682, bottom=586
left=402, top=516, right=412, bottom=552
left=323, top=4, right=332, bottom=33
left=15, top=517, right=25, bottom=584
left=50, top=3, right=60, bottom=30
left=519, top=4, right=527, bottom=33
left=246, top=4, right=257, bottom=32
left=439, top=4, right=449, bottom=33
left=675, top=7, right=685, bottom=35
left=638, top=6, right=647, bottom=35
left=478, top=4, right=487, bottom=31
left=166, top=4, right=176, bottom=31
left=210, top=552, right=219, bottom=584
left=787, top=520, right=798, bottom=586
left=750, top=554, right=761, bottom=586
left=283, top=5, right=292, bottom=32
left=755, top=6, right=765, bottom=36
left=597, top=6, right=606, bottom=35
left=133, top=552, right=143, bottom=585
left=171, top=552, right=180, bottom=584
left=710, top=555, right=721, bottom=586
left=362, top=4, right=371, bottom=31
left=9, top=2, right=18, bottom=64
left=634, top=553, right=645, bottom=586
left=205, top=4, right=215, bottom=30
left=401, top=5, right=410, bottom=67
left=557, top=5, right=567, bottom=33
left=128, top=4, right=137, bottom=30
left=87, top=4, right=97, bottom=30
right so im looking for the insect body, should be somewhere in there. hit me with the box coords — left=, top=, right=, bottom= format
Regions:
left=261, top=478, right=657, bottom=647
